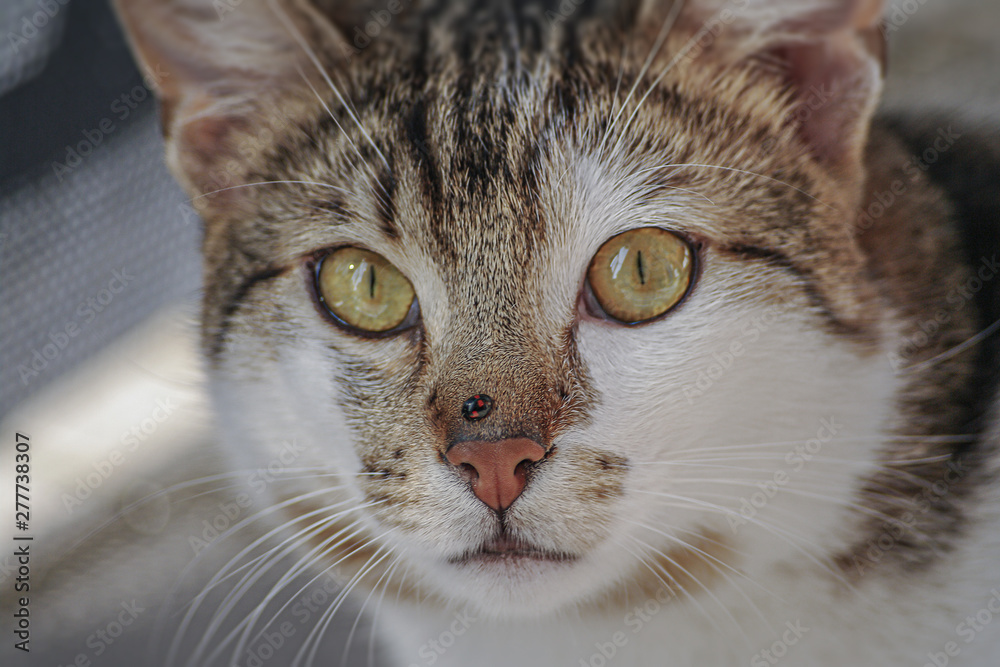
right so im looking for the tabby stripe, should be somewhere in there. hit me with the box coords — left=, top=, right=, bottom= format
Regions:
left=406, top=98, right=442, bottom=212
left=718, top=243, right=865, bottom=338
left=209, top=265, right=288, bottom=358
left=376, top=160, right=399, bottom=239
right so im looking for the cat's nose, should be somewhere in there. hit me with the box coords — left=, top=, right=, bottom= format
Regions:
left=445, top=438, right=546, bottom=511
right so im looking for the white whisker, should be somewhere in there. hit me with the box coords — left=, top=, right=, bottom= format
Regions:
left=899, top=317, right=1000, bottom=375
left=297, top=541, right=396, bottom=667
left=624, top=517, right=781, bottom=631
left=632, top=489, right=867, bottom=598
left=268, top=0, right=391, bottom=171
left=191, top=180, right=352, bottom=202
left=340, top=553, right=405, bottom=667
left=599, top=0, right=685, bottom=156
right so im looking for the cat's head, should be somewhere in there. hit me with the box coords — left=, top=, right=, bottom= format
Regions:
left=115, top=0, right=904, bottom=616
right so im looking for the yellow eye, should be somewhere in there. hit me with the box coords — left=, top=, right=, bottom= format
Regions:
left=316, top=247, right=416, bottom=333
left=586, top=228, right=694, bottom=324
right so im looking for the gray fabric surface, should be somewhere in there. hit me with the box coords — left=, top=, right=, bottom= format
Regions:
left=0, top=0, right=69, bottom=96
left=0, top=107, right=202, bottom=419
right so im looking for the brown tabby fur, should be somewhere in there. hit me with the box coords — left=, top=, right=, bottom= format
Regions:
left=114, top=0, right=996, bottom=597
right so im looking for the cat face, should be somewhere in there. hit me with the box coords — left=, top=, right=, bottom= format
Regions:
left=116, top=0, right=910, bottom=617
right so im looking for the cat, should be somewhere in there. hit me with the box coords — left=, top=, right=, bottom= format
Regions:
left=110, top=0, right=1000, bottom=665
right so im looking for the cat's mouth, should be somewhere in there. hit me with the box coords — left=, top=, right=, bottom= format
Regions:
left=449, top=535, right=577, bottom=565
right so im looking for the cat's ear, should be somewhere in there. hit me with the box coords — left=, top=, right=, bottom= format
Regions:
left=639, top=0, right=886, bottom=173
left=112, top=0, right=350, bottom=200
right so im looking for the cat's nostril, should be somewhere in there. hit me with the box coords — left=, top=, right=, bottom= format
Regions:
left=461, top=394, right=493, bottom=421
left=456, top=462, right=478, bottom=484
left=445, top=437, right=545, bottom=511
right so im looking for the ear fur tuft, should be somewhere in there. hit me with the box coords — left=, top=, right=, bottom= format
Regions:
left=112, top=0, right=350, bottom=199
left=638, top=0, right=888, bottom=173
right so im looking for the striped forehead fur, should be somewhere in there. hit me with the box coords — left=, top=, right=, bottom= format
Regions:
left=200, top=3, right=879, bottom=354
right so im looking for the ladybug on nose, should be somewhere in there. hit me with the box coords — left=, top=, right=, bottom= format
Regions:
left=448, top=393, right=544, bottom=511
left=461, top=394, right=493, bottom=421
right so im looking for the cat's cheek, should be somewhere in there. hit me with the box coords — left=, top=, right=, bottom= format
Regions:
left=207, top=321, right=371, bottom=504
left=571, top=290, right=904, bottom=567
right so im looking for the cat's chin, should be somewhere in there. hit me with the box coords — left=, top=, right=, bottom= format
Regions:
left=411, top=537, right=604, bottom=618
left=438, top=558, right=582, bottom=618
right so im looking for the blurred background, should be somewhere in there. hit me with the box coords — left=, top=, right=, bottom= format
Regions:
left=0, top=0, right=998, bottom=665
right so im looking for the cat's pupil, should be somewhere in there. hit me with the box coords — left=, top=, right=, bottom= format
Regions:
left=636, top=251, right=646, bottom=285
left=368, top=266, right=376, bottom=299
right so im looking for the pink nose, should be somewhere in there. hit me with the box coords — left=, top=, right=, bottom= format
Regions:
left=446, top=438, right=546, bottom=511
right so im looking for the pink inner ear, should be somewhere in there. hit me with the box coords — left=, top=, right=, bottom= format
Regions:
left=769, top=30, right=882, bottom=169
left=182, top=111, right=234, bottom=155
left=175, top=107, right=250, bottom=195
left=665, top=0, right=886, bottom=170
